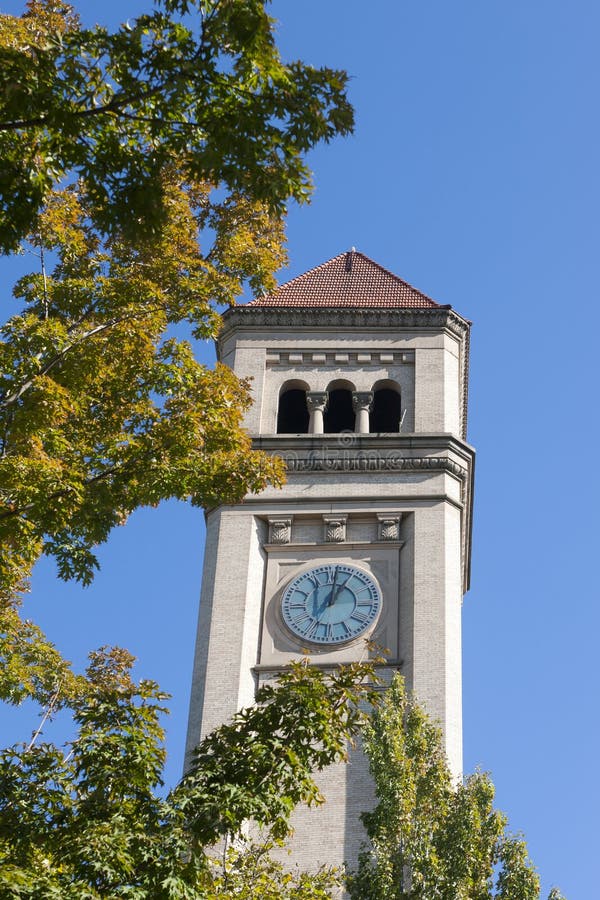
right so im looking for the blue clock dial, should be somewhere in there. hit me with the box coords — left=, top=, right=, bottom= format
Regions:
left=281, top=564, right=381, bottom=645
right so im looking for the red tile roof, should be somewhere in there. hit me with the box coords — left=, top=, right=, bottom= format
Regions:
left=246, top=250, right=441, bottom=308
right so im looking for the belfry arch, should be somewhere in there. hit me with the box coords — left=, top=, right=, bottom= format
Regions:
left=323, top=379, right=355, bottom=433
left=277, top=380, right=310, bottom=434
left=371, top=380, right=402, bottom=432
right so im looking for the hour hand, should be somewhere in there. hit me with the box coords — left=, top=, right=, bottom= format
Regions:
left=328, top=567, right=340, bottom=607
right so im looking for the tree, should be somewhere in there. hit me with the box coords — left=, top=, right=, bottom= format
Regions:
left=0, top=0, right=353, bottom=254
left=347, top=675, right=566, bottom=900
left=0, top=0, right=355, bottom=603
left=0, top=0, right=353, bottom=673
left=0, top=650, right=374, bottom=897
left=0, top=178, right=286, bottom=602
left=0, top=6, right=363, bottom=892
left=202, top=844, right=341, bottom=899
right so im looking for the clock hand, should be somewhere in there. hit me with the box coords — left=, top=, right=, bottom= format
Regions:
left=309, top=577, right=323, bottom=617
left=312, top=570, right=339, bottom=622
left=311, top=578, right=332, bottom=620
left=328, top=566, right=340, bottom=607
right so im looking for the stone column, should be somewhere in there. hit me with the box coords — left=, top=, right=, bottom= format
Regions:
left=306, top=391, right=328, bottom=434
left=352, top=391, right=373, bottom=434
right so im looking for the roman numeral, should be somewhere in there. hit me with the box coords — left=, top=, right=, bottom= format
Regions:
left=304, top=619, right=320, bottom=639
left=351, top=609, right=371, bottom=624
left=324, top=566, right=337, bottom=584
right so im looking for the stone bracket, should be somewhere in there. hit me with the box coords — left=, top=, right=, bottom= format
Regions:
left=377, top=514, right=402, bottom=542
left=322, top=514, right=347, bottom=543
left=268, top=517, right=292, bottom=544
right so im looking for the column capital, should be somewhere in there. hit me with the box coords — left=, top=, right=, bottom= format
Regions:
left=352, top=390, right=374, bottom=413
left=306, top=391, right=329, bottom=413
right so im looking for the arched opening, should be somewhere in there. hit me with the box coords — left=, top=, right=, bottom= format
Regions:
left=324, top=380, right=355, bottom=433
left=277, top=381, right=310, bottom=434
left=371, top=381, right=402, bottom=432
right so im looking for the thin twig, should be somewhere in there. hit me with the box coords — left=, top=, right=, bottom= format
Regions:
left=0, top=301, right=171, bottom=412
left=26, top=684, right=61, bottom=751
left=40, top=241, right=49, bottom=320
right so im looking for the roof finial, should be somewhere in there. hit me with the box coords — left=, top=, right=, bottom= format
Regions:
left=351, top=246, right=356, bottom=252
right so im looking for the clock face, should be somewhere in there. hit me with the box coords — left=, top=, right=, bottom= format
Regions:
left=281, top=563, right=382, bottom=645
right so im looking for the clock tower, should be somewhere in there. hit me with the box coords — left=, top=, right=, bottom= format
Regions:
left=186, top=250, right=474, bottom=870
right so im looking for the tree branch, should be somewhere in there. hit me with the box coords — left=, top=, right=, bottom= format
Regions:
left=0, top=42, right=212, bottom=135
left=0, top=319, right=121, bottom=410
left=0, top=454, right=131, bottom=524
left=0, top=302, right=170, bottom=412
left=0, top=63, right=270, bottom=135
left=0, top=96, right=124, bottom=132
left=26, top=683, right=62, bottom=750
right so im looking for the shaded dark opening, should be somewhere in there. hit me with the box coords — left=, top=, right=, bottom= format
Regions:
left=324, top=389, right=354, bottom=433
left=371, top=389, right=401, bottom=432
left=277, top=389, right=309, bottom=433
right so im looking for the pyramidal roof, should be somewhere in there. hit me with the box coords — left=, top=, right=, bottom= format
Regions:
left=247, top=250, right=441, bottom=308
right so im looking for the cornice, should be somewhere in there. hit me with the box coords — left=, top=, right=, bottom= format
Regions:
left=253, top=432, right=474, bottom=463
left=460, top=324, right=470, bottom=442
left=252, top=434, right=471, bottom=501
left=219, top=305, right=471, bottom=344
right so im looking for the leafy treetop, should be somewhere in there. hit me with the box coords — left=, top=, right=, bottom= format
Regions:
left=0, top=0, right=355, bottom=600
left=348, top=674, right=566, bottom=900
left=0, top=0, right=354, bottom=252
left=0, top=0, right=355, bottom=740
left=0, top=650, right=376, bottom=898
left=0, top=177, right=286, bottom=597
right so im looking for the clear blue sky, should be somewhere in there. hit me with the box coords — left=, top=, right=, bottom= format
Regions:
left=2, top=2, right=599, bottom=897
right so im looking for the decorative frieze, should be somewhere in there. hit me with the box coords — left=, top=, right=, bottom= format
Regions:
left=264, top=514, right=405, bottom=548
left=264, top=349, right=415, bottom=367
left=268, top=518, right=292, bottom=544
left=281, top=454, right=468, bottom=480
